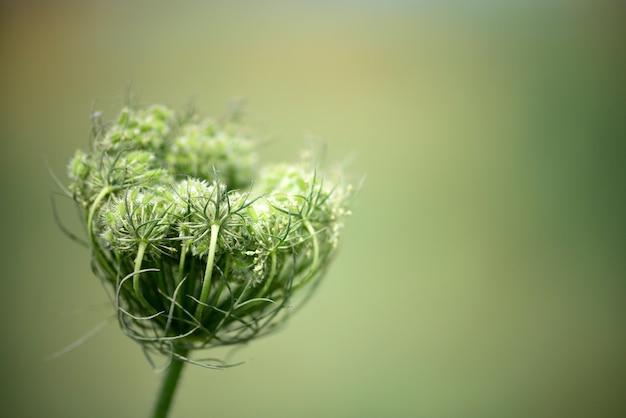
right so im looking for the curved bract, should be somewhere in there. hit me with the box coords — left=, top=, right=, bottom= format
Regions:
left=66, top=104, right=353, bottom=366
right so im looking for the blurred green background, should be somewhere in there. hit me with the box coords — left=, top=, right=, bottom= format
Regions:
left=1, top=1, right=624, bottom=417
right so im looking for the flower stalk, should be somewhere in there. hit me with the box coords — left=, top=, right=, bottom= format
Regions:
left=151, top=346, right=189, bottom=418
left=195, top=223, right=220, bottom=321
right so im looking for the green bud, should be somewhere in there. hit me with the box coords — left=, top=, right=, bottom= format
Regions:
left=97, top=105, right=174, bottom=154
left=67, top=149, right=94, bottom=205
left=167, top=120, right=257, bottom=189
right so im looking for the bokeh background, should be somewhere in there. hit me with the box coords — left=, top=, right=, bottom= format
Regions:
left=1, top=1, right=624, bottom=417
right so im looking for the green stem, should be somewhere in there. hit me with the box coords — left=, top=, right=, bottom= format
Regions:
left=133, top=241, right=148, bottom=299
left=258, top=251, right=277, bottom=297
left=174, top=245, right=189, bottom=317
left=86, top=186, right=118, bottom=279
left=87, top=186, right=112, bottom=244
left=291, top=220, right=320, bottom=292
left=150, top=347, right=189, bottom=418
left=195, top=223, right=220, bottom=321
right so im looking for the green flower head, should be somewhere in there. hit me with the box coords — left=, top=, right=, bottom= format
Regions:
left=65, top=102, right=355, bottom=367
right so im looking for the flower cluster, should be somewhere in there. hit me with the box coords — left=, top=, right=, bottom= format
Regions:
left=66, top=104, right=353, bottom=365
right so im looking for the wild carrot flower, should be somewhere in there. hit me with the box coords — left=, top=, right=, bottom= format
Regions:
left=65, top=103, right=353, bottom=364
left=62, top=101, right=355, bottom=417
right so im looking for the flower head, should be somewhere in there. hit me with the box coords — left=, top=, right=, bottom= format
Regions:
left=65, top=103, right=354, bottom=366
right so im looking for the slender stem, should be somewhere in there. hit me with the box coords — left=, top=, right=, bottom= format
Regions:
left=175, top=245, right=188, bottom=318
left=257, top=251, right=277, bottom=298
left=291, top=220, right=320, bottom=292
left=87, top=186, right=112, bottom=244
left=151, top=347, right=189, bottom=418
left=195, top=223, right=220, bottom=321
left=133, top=241, right=148, bottom=299
left=86, top=186, right=118, bottom=279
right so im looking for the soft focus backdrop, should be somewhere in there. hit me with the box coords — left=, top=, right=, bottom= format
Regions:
left=1, top=1, right=624, bottom=417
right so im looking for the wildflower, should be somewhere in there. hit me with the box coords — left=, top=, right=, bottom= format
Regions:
left=65, top=102, right=354, bottom=364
